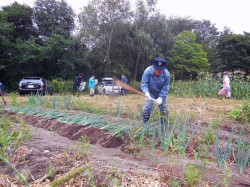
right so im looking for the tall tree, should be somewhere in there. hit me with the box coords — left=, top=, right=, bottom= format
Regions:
left=78, top=0, right=132, bottom=76
left=147, top=13, right=170, bottom=56
left=217, top=33, right=250, bottom=76
left=0, top=3, right=39, bottom=87
left=132, top=0, right=155, bottom=81
left=169, top=30, right=209, bottom=80
left=166, top=16, right=196, bottom=36
left=193, top=20, right=220, bottom=73
left=34, top=0, right=75, bottom=38
left=1, top=2, right=37, bottom=41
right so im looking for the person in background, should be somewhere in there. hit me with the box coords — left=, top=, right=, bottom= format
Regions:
left=0, top=81, right=6, bottom=105
left=89, top=75, right=95, bottom=96
left=141, top=57, right=171, bottom=125
left=0, top=81, right=5, bottom=96
left=121, top=74, right=129, bottom=95
left=218, top=71, right=231, bottom=99
left=73, top=73, right=83, bottom=95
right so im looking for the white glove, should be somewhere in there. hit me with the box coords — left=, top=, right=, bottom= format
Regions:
left=145, top=92, right=150, bottom=98
left=156, top=97, right=162, bottom=105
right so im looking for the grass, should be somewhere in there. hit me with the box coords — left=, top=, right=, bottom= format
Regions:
left=4, top=94, right=247, bottom=122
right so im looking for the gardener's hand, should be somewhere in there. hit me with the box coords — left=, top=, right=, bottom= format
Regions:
left=156, top=97, right=162, bottom=105
left=145, top=92, right=150, bottom=98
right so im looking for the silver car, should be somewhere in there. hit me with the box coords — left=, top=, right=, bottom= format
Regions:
left=97, top=77, right=120, bottom=95
left=19, top=77, right=47, bottom=95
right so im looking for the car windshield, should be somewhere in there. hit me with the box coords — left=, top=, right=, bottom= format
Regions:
left=104, top=81, right=113, bottom=85
left=22, top=78, right=41, bottom=83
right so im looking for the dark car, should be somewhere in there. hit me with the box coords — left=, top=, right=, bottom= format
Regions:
left=19, top=77, right=47, bottom=95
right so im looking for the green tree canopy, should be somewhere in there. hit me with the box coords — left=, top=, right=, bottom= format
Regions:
left=34, top=0, right=75, bottom=38
left=78, top=0, right=132, bottom=76
left=217, top=33, right=250, bottom=76
left=169, top=30, right=209, bottom=79
left=2, top=2, right=37, bottom=41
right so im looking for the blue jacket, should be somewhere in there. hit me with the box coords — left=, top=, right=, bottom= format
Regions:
left=121, top=75, right=128, bottom=84
left=89, top=78, right=95, bottom=88
left=141, top=66, right=170, bottom=98
left=0, top=82, right=5, bottom=90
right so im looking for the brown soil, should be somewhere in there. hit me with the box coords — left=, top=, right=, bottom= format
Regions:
left=1, top=109, right=250, bottom=187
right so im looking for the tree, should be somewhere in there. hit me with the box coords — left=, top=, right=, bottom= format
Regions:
left=166, top=16, right=196, bottom=36
left=132, top=0, right=155, bottom=81
left=169, top=30, right=209, bottom=80
left=0, top=3, right=39, bottom=87
left=2, top=2, right=37, bottom=41
left=34, top=0, right=75, bottom=38
left=147, top=13, right=170, bottom=56
left=0, top=10, right=14, bottom=73
left=193, top=20, right=221, bottom=73
left=217, top=33, right=250, bottom=76
left=78, top=0, right=132, bottom=76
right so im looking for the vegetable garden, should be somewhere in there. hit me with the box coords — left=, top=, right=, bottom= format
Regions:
left=0, top=79, right=250, bottom=186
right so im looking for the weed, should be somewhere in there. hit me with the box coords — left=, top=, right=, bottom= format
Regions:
left=76, top=136, right=91, bottom=159
left=230, top=103, right=250, bottom=124
left=47, top=165, right=57, bottom=180
left=51, top=164, right=91, bottom=187
left=102, top=160, right=122, bottom=187
left=169, top=179, right=181, bottom=187
left=194, top=144, right=210, bottom=160
left=203, top=128, right=215, bottom=145
left=0, top=115, right=20, bottom=158
left=184, top=164, right=201, bottom=187
left=230, top=109, right=241, bottom=120
left=215, top=167, right=232, bottom=187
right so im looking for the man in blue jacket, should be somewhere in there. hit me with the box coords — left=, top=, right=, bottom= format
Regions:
left=141, top=57, right=170, bottom=124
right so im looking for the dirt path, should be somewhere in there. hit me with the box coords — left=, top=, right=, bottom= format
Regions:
left=25, top=123, right=160, bottom=176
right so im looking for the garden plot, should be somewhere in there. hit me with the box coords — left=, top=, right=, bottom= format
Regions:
left=0, top=95, right=250, bottom=186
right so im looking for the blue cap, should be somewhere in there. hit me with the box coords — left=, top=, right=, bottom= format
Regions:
left=152, top=57, right=167, bottom=70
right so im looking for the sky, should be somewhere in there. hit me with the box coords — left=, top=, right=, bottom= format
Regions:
left=0, top=0, right=249, bottom=34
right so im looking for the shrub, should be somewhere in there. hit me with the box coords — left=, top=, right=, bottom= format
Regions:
left=230, top=103, right=250, bottom=124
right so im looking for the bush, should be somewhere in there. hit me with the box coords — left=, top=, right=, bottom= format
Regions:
left=130, top=81, right=141, bottom=91
left=51, top=79, right=73, bottom=94
left=230, top=103, right=250, bottom=124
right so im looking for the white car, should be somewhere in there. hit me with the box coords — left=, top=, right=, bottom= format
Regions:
left=97, top=77, right=121, bottom=95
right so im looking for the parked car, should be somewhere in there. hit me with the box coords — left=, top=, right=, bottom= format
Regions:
left=97, top=77, right=120, bottom=95
left=19, top=77, right=47, bottom=95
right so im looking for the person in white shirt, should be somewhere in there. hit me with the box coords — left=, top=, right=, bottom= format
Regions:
left=218, top=71, right=231, bottom=99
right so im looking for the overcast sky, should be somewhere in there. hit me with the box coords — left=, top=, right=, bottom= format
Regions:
left=1, top=0, right=249, bottom=34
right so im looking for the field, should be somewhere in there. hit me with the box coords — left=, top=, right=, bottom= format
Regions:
left=0, top=93, right=250, bottom=187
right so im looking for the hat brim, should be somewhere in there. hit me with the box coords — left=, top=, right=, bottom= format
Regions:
left=153, top=64, right=166, bottom=70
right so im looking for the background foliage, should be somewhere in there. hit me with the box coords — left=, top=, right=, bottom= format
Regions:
left=0, top=0, right=249, bottom=91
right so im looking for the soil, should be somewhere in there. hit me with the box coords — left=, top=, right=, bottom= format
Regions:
left=1, top=109, right=250, bottom=187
